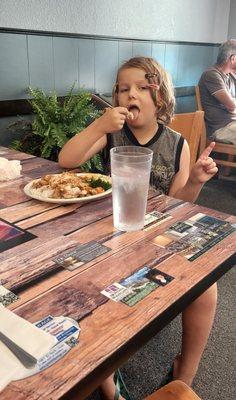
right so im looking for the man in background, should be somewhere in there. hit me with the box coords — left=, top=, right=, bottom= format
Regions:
left=199, top=39, right=236, bottom=145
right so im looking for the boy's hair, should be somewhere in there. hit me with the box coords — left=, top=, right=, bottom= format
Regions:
left=216, top=39, right=236, bottom=65
left=112, top=56, right=175, bottom=125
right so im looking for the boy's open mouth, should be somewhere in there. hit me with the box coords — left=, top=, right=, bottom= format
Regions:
left=128, top=105, right=140, bottom=120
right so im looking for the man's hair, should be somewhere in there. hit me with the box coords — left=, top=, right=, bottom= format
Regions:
left=217, top=39, right=236, bottom=65
left=112, top=56, right=175, bottom=125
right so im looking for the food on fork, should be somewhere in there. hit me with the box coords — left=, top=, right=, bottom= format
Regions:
left=103, top=106, right=134, bottom=120
left=126, top=110, right=134, bottom=120
left=31, top=172, right=111, bottom=199
left=127, top=105, right=139, bottom=120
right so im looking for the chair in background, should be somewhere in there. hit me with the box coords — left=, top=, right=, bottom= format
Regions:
left=168, top=111, right=205, bottom=170
left=144, top=380, right=201, bottom=400
left=195, top=86, right=236, bottom=174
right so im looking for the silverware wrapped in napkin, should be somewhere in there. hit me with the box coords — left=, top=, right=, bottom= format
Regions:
left=0, top=304, right=57, bottom=391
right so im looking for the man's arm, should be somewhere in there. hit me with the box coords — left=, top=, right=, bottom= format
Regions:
left=213, top=89, right=236, bottom=112
left=201, top=69, right=236, bottom=112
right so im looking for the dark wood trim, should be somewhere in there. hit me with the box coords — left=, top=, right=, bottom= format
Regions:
left=62, top=253, right=235, bottom=400
left=101, top=86, right=196, bottom=100
left=0, top=89, right=195, bottom=118
left=175, top=86, right=195, bottom=97
left=0, top=99, right=33, bottom=117
left=0, top=94, right=112, bottom=117
left=0, top=27, right=221, bottom=47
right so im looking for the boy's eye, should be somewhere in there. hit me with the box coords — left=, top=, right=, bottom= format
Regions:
left=119, top=88, right=128, bottom=93
left=138, top=85, right=149, bottom=90
left=118, top=85, right=149, bottom=93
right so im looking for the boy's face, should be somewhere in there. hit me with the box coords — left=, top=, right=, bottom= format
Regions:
left=117, top=67, right=157, bottom=128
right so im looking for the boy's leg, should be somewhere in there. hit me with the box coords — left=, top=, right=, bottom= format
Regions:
left=100, top=374, right=125, bottom=400
left=174, top=283, right=217, bottom=386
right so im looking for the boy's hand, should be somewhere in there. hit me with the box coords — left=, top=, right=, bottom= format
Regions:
left=190, top=142, right=218, bottom=184
left=99, top=107, right=130, bottom=133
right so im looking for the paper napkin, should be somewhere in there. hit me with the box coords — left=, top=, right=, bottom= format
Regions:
left=0, top=304, right=57, bottom=358
left=0, top=304, right=57, bottom=391
left=0, top=157, right=22, bottom=181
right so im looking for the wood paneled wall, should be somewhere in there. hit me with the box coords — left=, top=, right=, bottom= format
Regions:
left=0, top=31, right=219, bottom=101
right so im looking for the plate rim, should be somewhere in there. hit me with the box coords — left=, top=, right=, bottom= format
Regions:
left=23, top=172, right=112, bottom=204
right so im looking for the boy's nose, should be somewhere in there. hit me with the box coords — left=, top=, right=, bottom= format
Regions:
left=128, top=87, right=138, bottom=99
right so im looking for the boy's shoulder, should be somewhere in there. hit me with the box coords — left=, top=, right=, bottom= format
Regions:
left=163, top=124, right=182, bottom=139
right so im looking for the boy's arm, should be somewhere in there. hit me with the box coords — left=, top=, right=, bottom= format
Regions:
left=168, top=141, right=217, bottom=203
left=168, top=140, right=202, bottom=202
left=58, top=118, right=107, bottom=169
left=58, top=107, right=130, bottom=169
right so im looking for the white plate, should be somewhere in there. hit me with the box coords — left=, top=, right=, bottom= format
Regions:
left=24, top=173, right=112, bottom=204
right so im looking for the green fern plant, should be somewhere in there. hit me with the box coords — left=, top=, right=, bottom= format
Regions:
left=10, top=85, right=103, bottom=171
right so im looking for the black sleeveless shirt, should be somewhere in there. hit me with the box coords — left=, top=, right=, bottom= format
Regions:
left=102, top=123, right=184, bottom=195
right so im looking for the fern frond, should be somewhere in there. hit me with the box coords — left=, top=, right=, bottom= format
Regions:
left=12, top=85, right=101, bottom=168
left=10, top=140, right=22, bottom=151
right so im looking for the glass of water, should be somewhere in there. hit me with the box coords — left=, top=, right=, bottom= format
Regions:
left=110, top=146, right=153, bottom=232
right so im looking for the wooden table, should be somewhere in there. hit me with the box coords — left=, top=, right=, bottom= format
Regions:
left=0, top=146, right=235, bottom=400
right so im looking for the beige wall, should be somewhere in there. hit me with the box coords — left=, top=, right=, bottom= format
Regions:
left=0, top=0, right=231, bottom=43
left=228, top=0, right=236, bottom=38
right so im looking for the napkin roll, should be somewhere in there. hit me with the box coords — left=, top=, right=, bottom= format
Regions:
left=0, top=304, right=57, bottom=360
left=0, top=157, right=22, bottom=181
